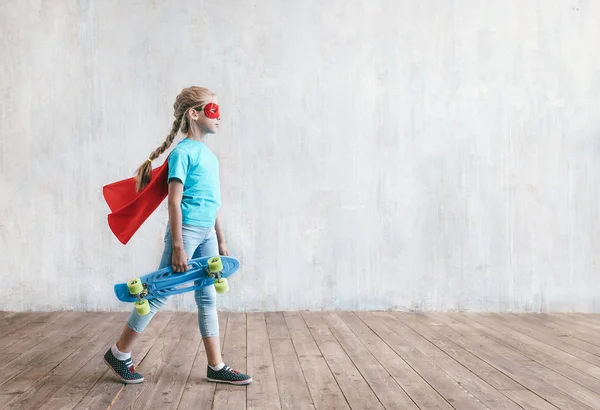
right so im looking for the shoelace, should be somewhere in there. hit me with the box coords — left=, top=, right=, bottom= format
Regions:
left=125, top=360, right=136, bottom=373
left=223, top=365, right=240, bottom=375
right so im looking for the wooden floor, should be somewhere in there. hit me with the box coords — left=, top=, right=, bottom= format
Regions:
left=1, top=312, right=600, bottom=410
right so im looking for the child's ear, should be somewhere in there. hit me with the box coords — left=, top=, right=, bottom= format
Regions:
left=187, top=108, right=199, bottom=121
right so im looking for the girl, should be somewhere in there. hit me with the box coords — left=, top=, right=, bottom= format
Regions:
left=103, top=86, right=252, bottom=385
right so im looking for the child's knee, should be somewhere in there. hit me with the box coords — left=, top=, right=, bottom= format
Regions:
left=194, top=286, right=216, bottom=309
left=149, top=296, right=168, bottom=310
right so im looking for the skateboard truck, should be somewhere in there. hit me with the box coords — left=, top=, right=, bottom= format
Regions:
left=125, top=278, right=151, bottom=316
left=206, top=256, right=229, bottom=294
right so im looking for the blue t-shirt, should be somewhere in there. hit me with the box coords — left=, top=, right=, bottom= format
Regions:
left=168, top=139, right=221, bottom=227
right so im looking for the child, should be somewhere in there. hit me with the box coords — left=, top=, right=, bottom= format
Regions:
left=103, top=86, right=252, bottom=385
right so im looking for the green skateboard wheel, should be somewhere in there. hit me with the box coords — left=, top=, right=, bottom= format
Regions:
left=135, top=299, right=150, bottom=316
left=208, top=256, right=223, bottom=273
left=214, top=278, right=229, bottom=294
left=127, top=278, right=144, bottom=295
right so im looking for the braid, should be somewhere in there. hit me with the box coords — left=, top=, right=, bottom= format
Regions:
left=149, top=115, right=182, bottom=161
left=134, top=115, right=183, bottom=192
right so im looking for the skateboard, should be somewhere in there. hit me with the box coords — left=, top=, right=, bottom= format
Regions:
left=114, top=255, right=240, bottom=316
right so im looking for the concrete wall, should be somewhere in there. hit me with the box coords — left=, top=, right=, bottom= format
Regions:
left=2, top=1, right=600, bottom=313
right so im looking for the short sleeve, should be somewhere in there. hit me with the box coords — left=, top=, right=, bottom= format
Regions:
left=168, top=148, right=189, bottom=185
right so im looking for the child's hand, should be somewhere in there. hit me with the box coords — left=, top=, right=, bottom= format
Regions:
left=219, top=241, right=230, bottom=256
left=172, top=246, right=189, bottom=272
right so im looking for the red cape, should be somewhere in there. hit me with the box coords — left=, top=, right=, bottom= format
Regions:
left=102, top=158, right=169, bottom=244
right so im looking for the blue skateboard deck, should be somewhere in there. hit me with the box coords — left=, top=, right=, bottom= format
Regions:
left=114, top=255, right=240, bottom=303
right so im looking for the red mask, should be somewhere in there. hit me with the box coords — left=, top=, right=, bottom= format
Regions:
left=203, top=103, right=220, bottom=119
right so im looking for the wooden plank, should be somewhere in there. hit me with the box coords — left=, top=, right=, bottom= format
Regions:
left=214, top=312, right=248, bottom=410
left=356, top=312, right=490, bottom=410
left=266, top=311, right=291, bottom=340
left=485, top=313, right=600, bottom=369
left=0, top=312, right=13, bottom=320
left=516, top=314, right=600, bottom=350
left=73, top=312, right=174, bottom=410
left=158, top=311, right=196, bottom=340
left=0, top=337, right=94, bottom=408
left=0, top=312, right=55, bottom=352
left=513, top=314, right=600, bottom=355
left=428, top=313, right=594, bottom=410
left=177, top=312, right=229, bottom=409
left=378, top=313, right=524, bottom=410
left=338, top=312, right=453, bottom=410
left=266, top=312, right=314, bottom=410
left=321, top=313, right=417, bottom=409
left=7, top=311, right=600, bottom=410
left=456, top=312, right=600, bottom=409
left=0, top=312, right=98, bottom=388
left=394, top=313, right=560, bottom=410
left=462, top=313, right=600, bottom=386
left=501, top=390, right=561, bottom=410
left=35, top=313, right=130, bottom=410
left=0, top=313, right=125, bottom=410
left=1, top=312, right=78, bottom=354
left=0, top=352, right=20, bottom=366
left=143, top=313, right=202, bottom=410
left=519, top=314, right=600, bottom=335
left=383, top=312, right=522, bottom=409
left=559, top=314, right=600, bottom=343
left=302, top=312, right=385, bottom=410
left=557, top=314, right=600, bottom=330
left=247, top=312, right=281, bottom=410
left=393, top=313, right=524, bottom=391
left=212, top=389, right=247, bottom=410
left=110, top=312, right=201, bottom=410
left=284, top=312, right=350, bottom=410
left=0, top=312, right=46, bottom=336
left=0, top=312, right=76, bottom=355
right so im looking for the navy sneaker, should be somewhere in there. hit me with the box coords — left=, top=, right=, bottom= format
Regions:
left=103, top=348, right=144, bottom=384
left=207, top=364, right=252, bottom=385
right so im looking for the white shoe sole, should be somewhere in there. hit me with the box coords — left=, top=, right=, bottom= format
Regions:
left=207, top=377, right=253, bottom=385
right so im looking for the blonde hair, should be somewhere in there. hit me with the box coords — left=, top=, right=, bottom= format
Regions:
left=134, top=86, right=215, bottom=192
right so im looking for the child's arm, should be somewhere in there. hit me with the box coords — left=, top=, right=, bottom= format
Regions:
left=168, top=180, right=188, bottom=271
left=215, top=212, right=230, bottom=256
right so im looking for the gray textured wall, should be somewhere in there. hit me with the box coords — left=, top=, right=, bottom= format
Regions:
left=2, top=1, right=600, bottom=312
